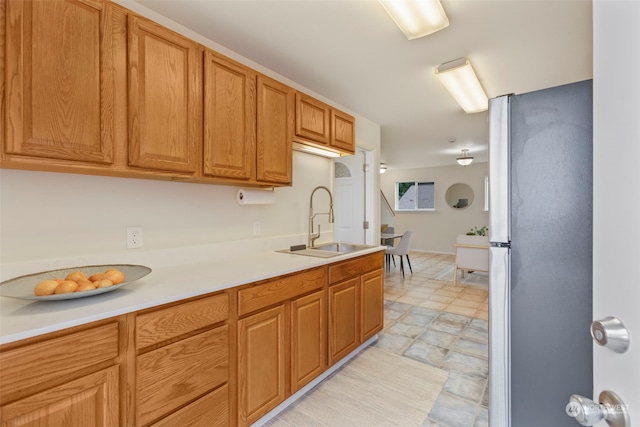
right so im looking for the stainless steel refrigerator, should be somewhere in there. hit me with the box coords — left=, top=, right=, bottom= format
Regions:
left=488, top=80, right=593, bottom=427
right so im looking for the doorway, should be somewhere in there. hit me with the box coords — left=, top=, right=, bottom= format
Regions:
left=333, top=148, right=375, bottom=245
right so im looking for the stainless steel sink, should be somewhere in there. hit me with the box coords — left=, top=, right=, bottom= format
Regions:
left=276, top=242, right=376, bottom=258
left=312, top=242, right=374, bottom=253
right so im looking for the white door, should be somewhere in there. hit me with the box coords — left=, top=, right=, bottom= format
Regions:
left=568, top=3, right=640, bottom=425
left=333, top=150, right=366, bottom=244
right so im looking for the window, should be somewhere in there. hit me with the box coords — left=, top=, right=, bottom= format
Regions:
left=395, top=181, right=435, bottom=211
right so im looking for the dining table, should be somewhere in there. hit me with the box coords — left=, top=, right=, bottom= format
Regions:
left=380, top=232, right=403, bottom=244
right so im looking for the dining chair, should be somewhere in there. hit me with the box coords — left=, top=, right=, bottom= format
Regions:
left=383, top=226, right=396, bottom=268
left=384, top=230, right=414, bottom=278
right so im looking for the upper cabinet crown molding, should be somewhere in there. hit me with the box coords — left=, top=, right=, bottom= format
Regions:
left=4, top=0, right=115, bottom=164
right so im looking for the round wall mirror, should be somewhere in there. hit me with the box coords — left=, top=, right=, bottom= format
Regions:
left=446, top=183, right=474, bottom=209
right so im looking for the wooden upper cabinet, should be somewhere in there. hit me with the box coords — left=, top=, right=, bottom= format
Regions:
left=331, top=109, right=356, bottom=154
left=203, top=50, right=256, bottom=180
left=295, top=92, right=330, bottom=145
left=4, top=0, right=115, bottom=164
left=256, top=75, right=293, bottom=185
left=128, top=15, right=200, bottom=173
left=293, top=91, right=356, bottom=155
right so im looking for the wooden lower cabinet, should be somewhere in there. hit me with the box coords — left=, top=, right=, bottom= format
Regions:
left=291, top=290, right=326, bottom=392
left=0, top=320, right=121, bottom=426
left=237, top=304, right=286, bottom=426
left=0, top=252, right=383, bottom=427
left=150, top=384, right=229, bottom=427
left=0, top=366, right=119, bottom=427
left=328, top=277, right=359, bottom=365
left=135, top=292, right=230, bottom=426
left=328, top=252, right=385, bottom=366
left=360, top=269, right=385, bottom=342
left=137, top=325, right=229, bottom=426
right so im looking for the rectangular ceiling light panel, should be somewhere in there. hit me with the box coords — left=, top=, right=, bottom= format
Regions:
left=379, top=0, right=449, bottom=39
left=435, top=58, right=488, bottom=113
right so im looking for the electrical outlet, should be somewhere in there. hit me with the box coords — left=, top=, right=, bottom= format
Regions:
left=253, top=221, right=261, bottom=236
left=126, top=226, right=143, bottom=249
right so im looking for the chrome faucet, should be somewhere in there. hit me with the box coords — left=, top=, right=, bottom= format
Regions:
left=308, top=186, right=335, bottom=247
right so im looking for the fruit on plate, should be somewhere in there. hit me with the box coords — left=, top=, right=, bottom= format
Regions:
left=34, top=280, right=60, bottom=296
left=33, top=268, right=125, bottom=296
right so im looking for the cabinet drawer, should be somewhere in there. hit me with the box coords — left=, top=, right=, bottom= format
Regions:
left=137, top=292, right=228, bottom=348
left=137, top=325, right=229, bottom=426
left=238, top=267, right=326, bottom=316
left=328, top=252, right=384, bottom=284
left=0, top=322, right=119, bottom=401
left=151, top=384, right=228, bottom=427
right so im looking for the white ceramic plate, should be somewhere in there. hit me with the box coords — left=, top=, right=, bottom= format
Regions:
left=0, top=264, right=152, bottom=301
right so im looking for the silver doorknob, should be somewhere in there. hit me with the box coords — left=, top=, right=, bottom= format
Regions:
left=591, top=317, right=630, bottom=353
left=567, top=391, right=630, bottom=427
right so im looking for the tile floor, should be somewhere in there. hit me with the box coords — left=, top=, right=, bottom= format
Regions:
left=377, top=252, right=489, bottom=427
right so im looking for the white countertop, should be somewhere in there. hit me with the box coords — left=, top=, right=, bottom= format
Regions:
left=0, top=240, right=383, bottom=345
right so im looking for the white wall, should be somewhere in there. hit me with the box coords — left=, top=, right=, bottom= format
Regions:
left=0, top=1, right=382, bottom=265
left=0, top=152, right=332, bottom=263
left=380, top=162, right=489, bottom=254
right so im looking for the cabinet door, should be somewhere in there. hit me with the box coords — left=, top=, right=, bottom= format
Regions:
left=128, top=15, right=200, bottom=173
left=203, top=50, right=256, bottom=180
left=291, top=290, right=326, bottom=392
left=328, top=278, right=359, bottom=365
left=256, top=75, right=293, bottom=185
left=0, top=366, right=119, bottom=427
left=295, top=92, right=330, bottom=145
left=331, top=109, right=356, bottom=154
left=237, top=305, right=286, bottom=426
left=5, top=0, right=114, bottom=164
left=360, top=269, right=384, bottom=342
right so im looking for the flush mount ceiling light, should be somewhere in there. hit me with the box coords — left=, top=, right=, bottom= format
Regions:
left=456, top=149, right=474, bottom=166
left=380, top=163, right=388, bottom=174
left=378, top=0, right=449, bottom=40
left=435, top=57, right=488, bottom=114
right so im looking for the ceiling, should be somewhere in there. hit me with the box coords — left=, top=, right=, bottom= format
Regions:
left=134, top=0, right=593, bottom=170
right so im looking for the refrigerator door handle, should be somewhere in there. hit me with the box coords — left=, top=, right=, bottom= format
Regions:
left=488, top=95, right=510, bottom=244
left=489, top=246, right=511, bottom=427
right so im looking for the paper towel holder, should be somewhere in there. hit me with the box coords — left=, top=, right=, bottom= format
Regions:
left=237, top=187, right=276, bottom=205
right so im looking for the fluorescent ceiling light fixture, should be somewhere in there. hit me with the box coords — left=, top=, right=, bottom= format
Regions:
left=456, top=149, right=474, bottom=166
left=292, top=142, right=341, bottom=158
left=435, top=58, right=488, bottom=113
left=379, top=0, right=449, bottom=40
